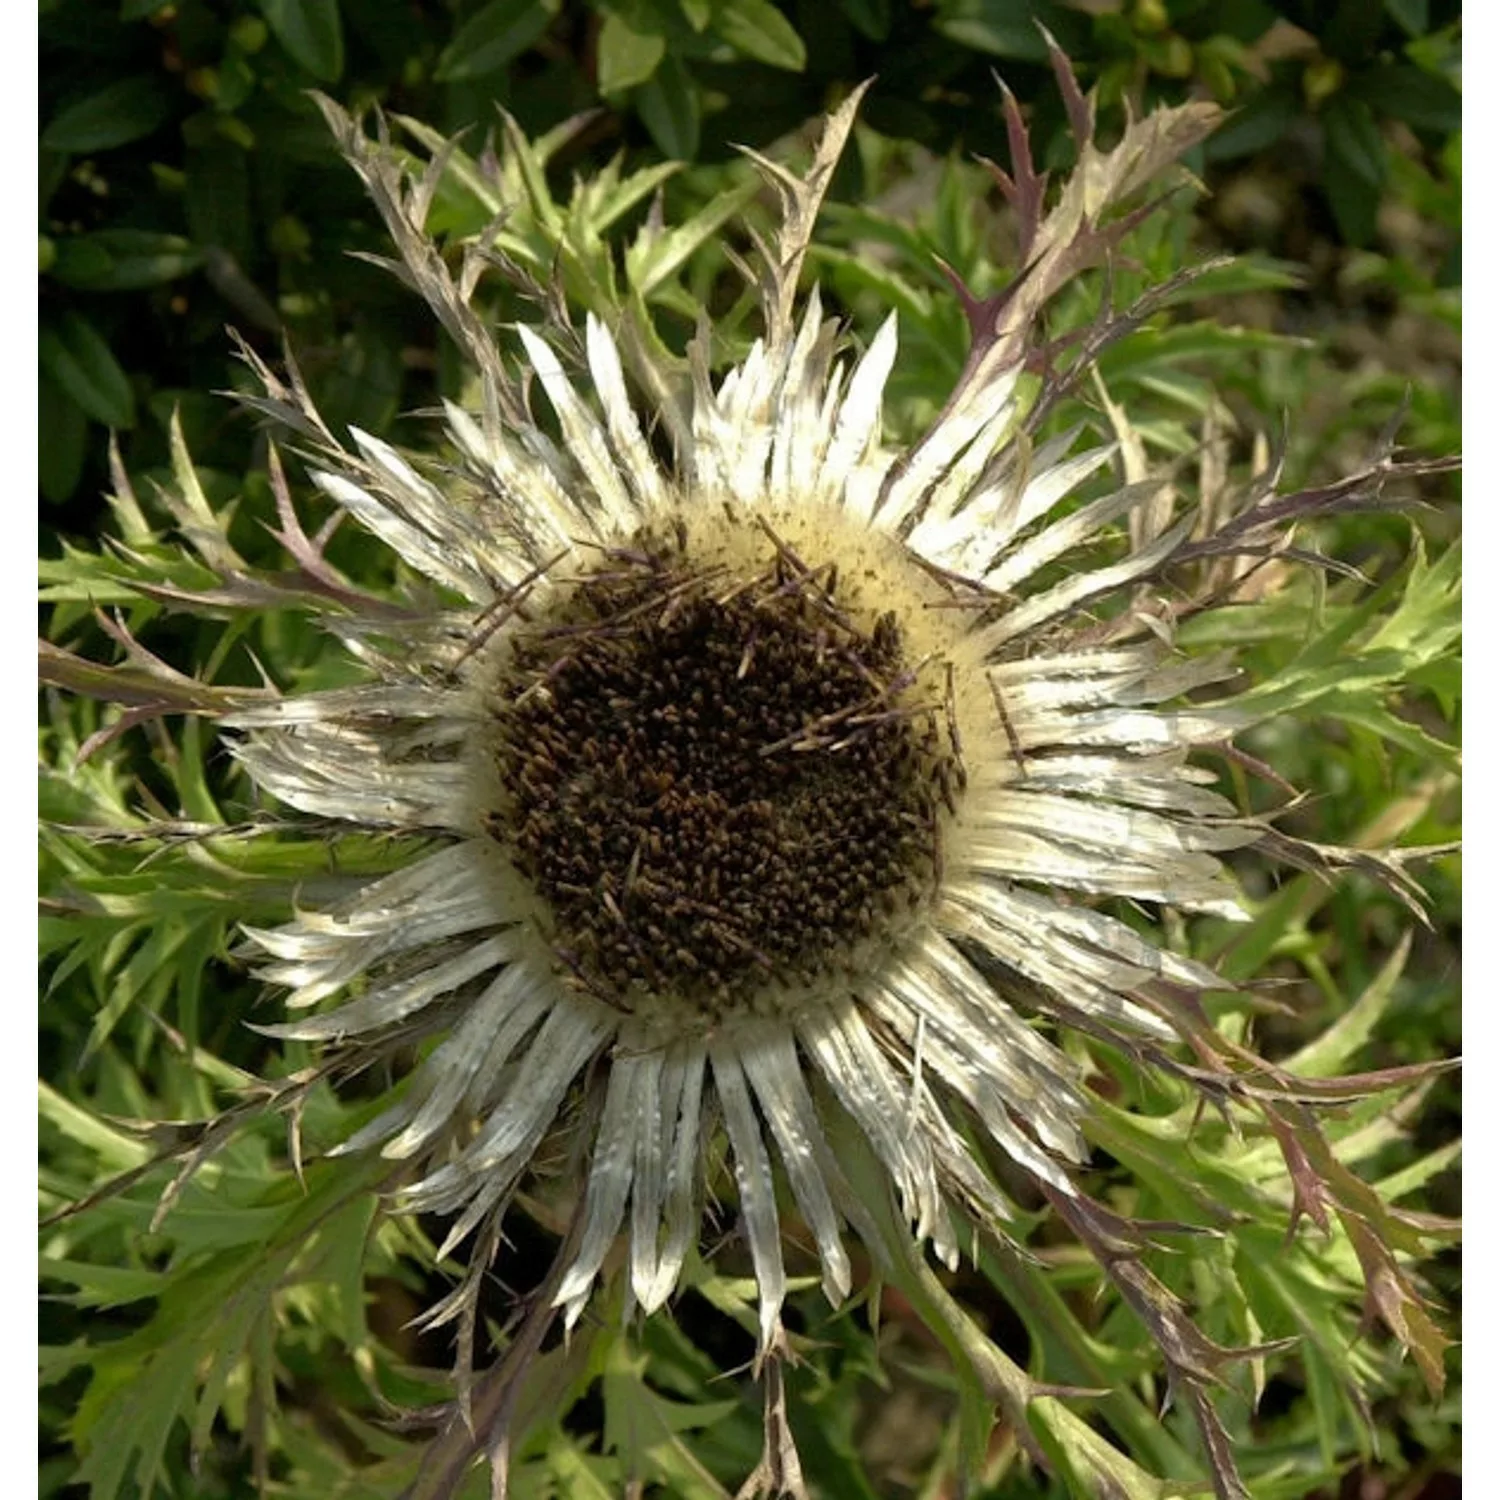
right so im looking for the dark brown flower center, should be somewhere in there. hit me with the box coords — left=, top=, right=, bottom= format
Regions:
left=487, top=529, right=956, bottom=1015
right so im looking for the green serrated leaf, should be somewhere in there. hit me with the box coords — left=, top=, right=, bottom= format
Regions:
left=1366, top=538, right=1461, bottom=659
left=498, top=111, right=565, bottom=233
left=73, top=1329, right=202, bottom=1500
left=65, top=1154, right=392, bottom=1498
left=40, top=1256, right=167, bottom=1308
left=583, top=160, right=680, bottom=237
left=79, top=920, right=193, bottom=1063
left=40, top=1340, right=97, bottom=1388
left=1229, top=540, right=1460, bottom=743
left=602, top=1338, right=737, bottom=1497
left=302, top=1193, right=380, bottom=1348
left=1158, top=255, right=1305, bottom=300
left=627, top=179, right=757, bottom=297
left=1375, top=1139, right=1461, bottom=1203
left=548, top=1435, right=620, bottom=1496
left=39, top=1082, right=153, bottom=1172
left=1238, top=1249, right=1376, bottom=1471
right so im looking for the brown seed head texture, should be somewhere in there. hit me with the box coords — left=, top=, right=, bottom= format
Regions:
left=488, top=527, right=956, bottom=1016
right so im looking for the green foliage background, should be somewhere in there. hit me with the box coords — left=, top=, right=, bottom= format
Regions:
left=40, top=2, right=1460, bottom=1498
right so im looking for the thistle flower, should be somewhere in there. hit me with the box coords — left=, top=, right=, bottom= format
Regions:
left=237, top=75, right=1238, bottom=1326
left=43, top=47, right=1458, bottom=1500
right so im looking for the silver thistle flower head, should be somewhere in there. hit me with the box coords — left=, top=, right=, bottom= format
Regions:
left=168, top=55, right=1451, bottom=1495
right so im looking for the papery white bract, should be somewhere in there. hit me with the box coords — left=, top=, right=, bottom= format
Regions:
left=214, top=62, right=1347, bottom=1500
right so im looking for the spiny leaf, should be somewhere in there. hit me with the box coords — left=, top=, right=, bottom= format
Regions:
left=601, top=1339, right=738, bottom=1498
left=1265, top=1105, right=1453, bottom=1396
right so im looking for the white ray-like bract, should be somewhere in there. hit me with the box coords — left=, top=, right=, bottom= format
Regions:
left=229, top=76, right=1264, bottom=1374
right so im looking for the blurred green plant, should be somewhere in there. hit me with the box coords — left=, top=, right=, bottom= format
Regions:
left=40, top=0, right=1457, bottom=504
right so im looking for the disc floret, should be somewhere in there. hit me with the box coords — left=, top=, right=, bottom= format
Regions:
left=486, top=520, right=960, bottom=1021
